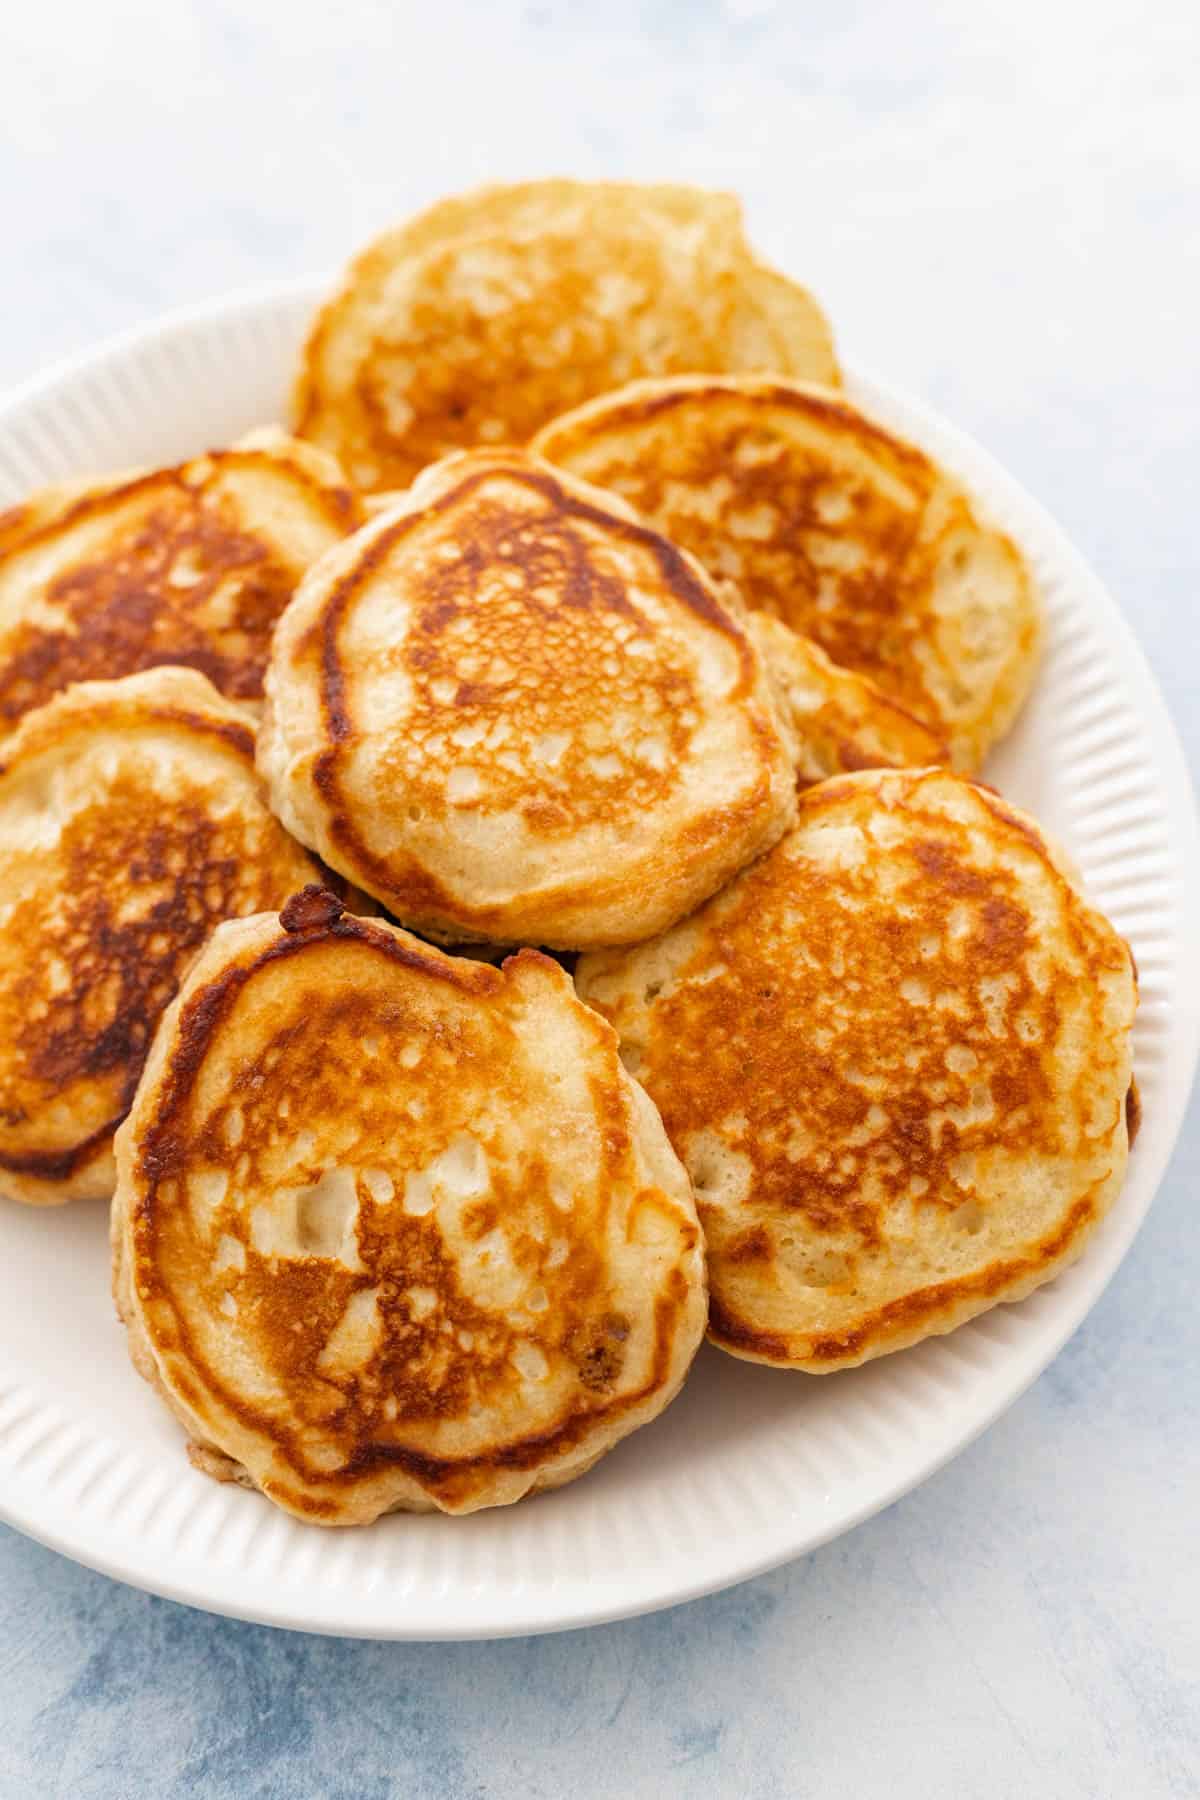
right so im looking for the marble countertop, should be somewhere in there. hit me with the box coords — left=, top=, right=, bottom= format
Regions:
left=2, top=2, right=1198, bottom=1794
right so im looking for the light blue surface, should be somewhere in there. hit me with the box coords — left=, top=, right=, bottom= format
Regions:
left=2, top=3, right=1199, bottom=1794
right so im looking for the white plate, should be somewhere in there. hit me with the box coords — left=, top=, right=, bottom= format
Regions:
left=0, top=281, right=1196, bottom=1641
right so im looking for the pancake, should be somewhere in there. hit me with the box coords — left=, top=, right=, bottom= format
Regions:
left=334, top=179, right=746, bottom=267
left=111, top=890, right=706, bottom=1521
left=292, top=180, right=839, bottom=490
left=0, top=473, right=128, bottom=559
left=747, top=613, right=947, bottom=785
left=0, top=429, right=361, bottom=740
left=258, top=449, right=797, bottom=949
left=532, top=376, right=1042, bottom=769
left=576, top=767, right=1136, bottom=1371
left=0, top=668, right=337, bottom=1206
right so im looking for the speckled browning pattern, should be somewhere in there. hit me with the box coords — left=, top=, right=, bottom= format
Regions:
left=746, top=613, right=947, bottom=785
left=0, top=437, right=361, bottom=738
left=292, top=180, right=838, bottom=490
left=112, top=907, right=706, bottom=1520
left=576, top=767, right=1137, bottom=1370
left=534, top=376, right=1042, bottom=768
left=0, top=669, right=329, bottom=1205
left=259, top=450, right=797, bottom=948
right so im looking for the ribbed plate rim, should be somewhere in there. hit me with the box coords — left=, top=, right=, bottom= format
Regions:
left=0, top=276, right=1195, bottom=1640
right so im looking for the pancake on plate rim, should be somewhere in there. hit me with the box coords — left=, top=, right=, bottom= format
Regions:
left=0, top=667, right=346, bottom=1206
left=576, top=765, right=1137, bottom=1371
left=0, top=428, right=361, bottom=742
left=533, top=374, right=1042, bottom=769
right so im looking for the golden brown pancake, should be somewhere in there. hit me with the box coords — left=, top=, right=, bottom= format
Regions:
left=112, top=891, right=707, bottom=1521
left=747, top=613, right=947, bottom=785
left=533, top=376, right=1042, bottom=769
left=0, top=668, right=337, bottom=1206
left=292, top=180, right=839, bottom=490
left=258, top=449, right=797, bottom=949
left=0, top=430, right=361, bottom=740
left=319, top=179, right=747, bottom=268
left=0, top=473, right=127, bottom=559
left=576, top=768, right=1136, bottom=1371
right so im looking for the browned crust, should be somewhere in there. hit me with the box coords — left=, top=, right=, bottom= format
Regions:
left=534, top=376, right=1040, bottom=770
left=128, top=918, right=697, bottom=1510
left=536, top=377, right=933, bottom=489
left=308, top=460, right=760, bottom=926
left=3, top=450, right=358, bottom=566
left=803, top=769, right=1057, bottom=864
left=747, top=613, right=948, bottom=781
left=241, top=1277, right=695, bottom=1519
left=0, top=448, right=361, bottom=732
left=292, top=184, right=838, bottom=486
left=0, top=1115, right=117, bottom=1183
left=0, top=678, right=322, bottom=1189
left=708, top=1181, right=1106, bottom=1367
left=584, top=765, right=1136, bottom=1373
left=135, top=911, right=504, bottom=1193
left=292, top=183, right=749, bottom=439
left=0, top=692, right=255, bottom=786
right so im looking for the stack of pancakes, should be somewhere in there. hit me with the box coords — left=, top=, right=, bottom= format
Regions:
left=0, top=183, right=1136, bottom=1526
